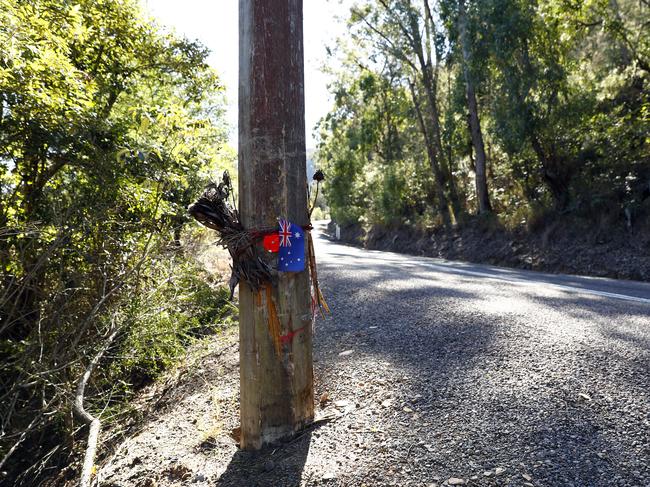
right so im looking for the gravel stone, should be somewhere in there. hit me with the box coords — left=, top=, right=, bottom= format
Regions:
left=97, top=226, right=650, bottom=487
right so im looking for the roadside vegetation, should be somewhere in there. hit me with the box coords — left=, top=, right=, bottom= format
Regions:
left=0, top=0, right=234, bottom=483
left=1, top=0, right=648, bottom=485
left=317, top=0, right=649, bottom=270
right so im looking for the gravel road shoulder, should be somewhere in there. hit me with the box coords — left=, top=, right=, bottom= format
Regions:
left=97, top=235, right=650, bottom=487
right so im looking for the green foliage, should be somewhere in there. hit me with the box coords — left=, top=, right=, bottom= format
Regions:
left=319, top=0, right=649, bottom=227
left=0, top=0, right=234, bottom=482
left=318, top=68, right=432, bottom=225
left=311, top=207, right=328, bottom=221
left=111, top=256, right=236, bottom=385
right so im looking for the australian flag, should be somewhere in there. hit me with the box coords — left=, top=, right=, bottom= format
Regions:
left=278, top=219, right=305, bottom=272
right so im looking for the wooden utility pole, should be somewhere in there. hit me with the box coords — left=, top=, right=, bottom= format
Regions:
left=238, top=0, right=314, bottom=449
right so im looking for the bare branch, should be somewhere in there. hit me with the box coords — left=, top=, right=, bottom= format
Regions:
left=73, top=325, right=120, bottom=487
left=351, top=6, right=419, bottom=72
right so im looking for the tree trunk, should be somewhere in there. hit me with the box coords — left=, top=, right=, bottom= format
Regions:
left=409, top=81, right=452, bottom=228
left=421, top=0, right=462, bottom=221
left=238, top=0, right=314, bottom=449
left=530, top=136, right=571, bottom=211
left=419, top=71, right=456, bottom=224
left=458, top=0, right=491, bottom=214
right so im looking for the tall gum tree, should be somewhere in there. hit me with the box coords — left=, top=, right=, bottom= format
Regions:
left=351, top=0, right=462, bottom=226
left=456, top=0, right=491, bottom=214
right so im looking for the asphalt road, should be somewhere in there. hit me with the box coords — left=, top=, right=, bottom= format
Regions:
left=98, top=225, right=650, bottom=487
left=315, top=224, right=650, bottom=305
left=308, top=224, right=650, bottom=486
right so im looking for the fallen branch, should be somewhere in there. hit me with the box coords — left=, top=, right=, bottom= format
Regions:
left=73, top=326, right=120, bottom=487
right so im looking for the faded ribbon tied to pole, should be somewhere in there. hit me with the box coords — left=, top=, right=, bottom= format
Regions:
left=188, top=169, right=329, bottom=357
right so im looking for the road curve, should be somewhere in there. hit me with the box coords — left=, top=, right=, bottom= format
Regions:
left=310, top=223, right=650, bottom=487
left=314, top=223, right=650, bottom=304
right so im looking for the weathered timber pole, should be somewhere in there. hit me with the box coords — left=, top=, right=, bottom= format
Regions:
left=238, top=0, right=314, bottom=449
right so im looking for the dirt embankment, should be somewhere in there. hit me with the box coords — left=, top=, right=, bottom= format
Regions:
left=328, top=217, right=650, bottom=282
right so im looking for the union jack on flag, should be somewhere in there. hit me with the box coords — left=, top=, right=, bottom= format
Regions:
left=278, top=219, right=305, bottom=272
left=279, top=219, right=292, bottom=247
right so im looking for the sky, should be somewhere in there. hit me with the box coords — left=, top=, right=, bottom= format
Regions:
left=144, top=0, right=352, bottom=150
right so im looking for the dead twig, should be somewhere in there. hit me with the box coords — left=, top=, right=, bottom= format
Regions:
left=73, top=326, right=120, bottom=487
left=0, top=415, right=42, bottom=471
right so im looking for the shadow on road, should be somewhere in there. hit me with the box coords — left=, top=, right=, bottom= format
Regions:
left=216, top=432, right=312, bottom=487
left=310, top=237, right=650, bottom=486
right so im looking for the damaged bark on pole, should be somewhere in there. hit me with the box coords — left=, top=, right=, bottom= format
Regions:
left=238, top=0, right=314, bottom=449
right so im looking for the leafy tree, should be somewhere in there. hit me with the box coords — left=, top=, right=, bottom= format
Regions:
left=318, top=0, right=649, bottom=229
left=441, top=0, right=492, bottom=214
left=348, top=0, right=463, bottom=226
left=0, top=0, right=232, bottom=482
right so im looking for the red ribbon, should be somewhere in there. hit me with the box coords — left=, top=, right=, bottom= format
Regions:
left=279, top=325, right=307, bottom=344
